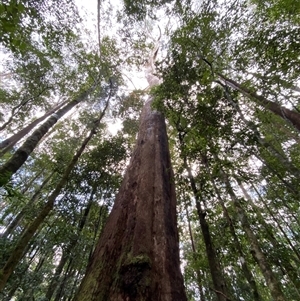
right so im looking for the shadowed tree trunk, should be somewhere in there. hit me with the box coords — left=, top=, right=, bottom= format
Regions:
left=74, top=98, right=187, bottom=301
left=177, top=132, right=230, bottom=301
left=183, top=161, right=230, bottom=301
left=218, top=74, right=300, bottom=131
left=183, top=200, right=206, bottom=301
left=0, top=83, right=97, bottom=187
left=211, top=180, right=262, bottom=301
left=0, top=100, right=68, bottom=155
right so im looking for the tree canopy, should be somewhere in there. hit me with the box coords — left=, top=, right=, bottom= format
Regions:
left=0, top=0, right=300, bottom=300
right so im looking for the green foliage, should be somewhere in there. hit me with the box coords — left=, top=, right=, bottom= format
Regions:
left=1, top=0, right=300, bottom=299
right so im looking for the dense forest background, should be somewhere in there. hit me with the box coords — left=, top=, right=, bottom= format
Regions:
left=0, top=0, right=300, bottom=300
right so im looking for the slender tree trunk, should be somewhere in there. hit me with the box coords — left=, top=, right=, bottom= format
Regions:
left=0, top=100, right=68, bottom=155
left=1, top=171, right=54, bottom=239
left=45, top=189, right=95, bottom=300
left=54, top=260, right=75, bottom=301
left=221, top=173, right=285, bottom=301
left=0, top=84, right=96, bottom=187
left=67, top=270, right=81, bottom=301
left=239, top=182, right=300, bottom=297
left=0, top=105, right=107, bottom=291
left=218, top=73, right=300, bottom=131
left=177, top=131, right=230, bottom=301
left=211, top=181, right=262, bottom=301
left=74, top=99, right=187, bottom=301
left=184, top=201, right=206, bottom=301
left=251, top=185, right=300, bottom=262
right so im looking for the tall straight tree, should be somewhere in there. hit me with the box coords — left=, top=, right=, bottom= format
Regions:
left=74, top=46, right=187, bottom=301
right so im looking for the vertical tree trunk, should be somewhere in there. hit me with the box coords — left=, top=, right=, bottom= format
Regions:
left=221, top=173, right=285, bottom=301
left=45, top=189, right=95, bottom=300
left=74, top=99, right=187, bottom=301
left=211, top=180, right=262, bottom=301
left=178, top=141, right=230, bottom=301
left=239, top=182, right=300, bottom=297
left=184, top=200, right=206, bottom=301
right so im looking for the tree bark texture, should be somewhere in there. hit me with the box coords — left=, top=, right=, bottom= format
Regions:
left=74, top=100, right=187, bottom=301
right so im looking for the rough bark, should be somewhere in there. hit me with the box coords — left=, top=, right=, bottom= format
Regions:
left=0, top=100, right=68, bottom=155
left=74, top=99, right=187, bottom=301
left=0, top=85, right=96, bottom=187
left=219, top=74, right=300, bottom=131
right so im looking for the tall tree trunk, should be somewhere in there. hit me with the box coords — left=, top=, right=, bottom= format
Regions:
left=0, top=84, right=97, bottom=187
left=0, top=100, right=68, bottom=155
left=211, top=180, right=262, bottom=301
left=183, top=161, right=230, bottom=301
left=251, top=184, right=300, bottom=262
left=74, top=99, right=187, bottom=301
left=0, top=100, right=109, bottom=291
left=221, top=173, right=285, bottom=301
left=184, top=200, right=206, bottom=301
left=177, top=130, right=230, bottom=301
left=218, top=73, right=300, bottom=131
left=239, top=182, right=300, bottom=297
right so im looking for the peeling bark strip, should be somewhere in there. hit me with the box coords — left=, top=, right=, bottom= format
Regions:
left=74, top=100, right=187, bottom=301
left=0, top=85, right=95, bottom=187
